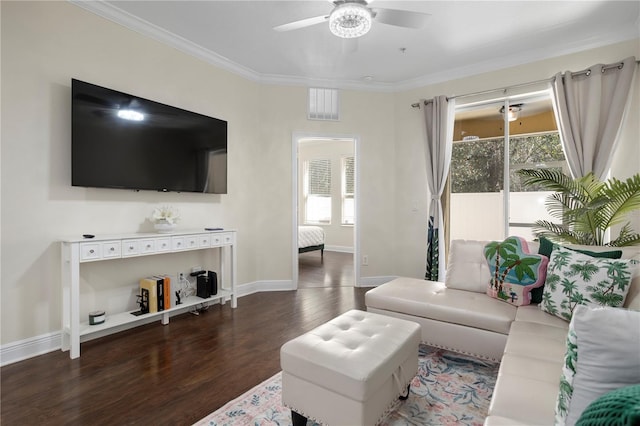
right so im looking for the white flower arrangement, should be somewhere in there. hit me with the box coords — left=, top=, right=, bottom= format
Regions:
left=151, top=206, right=181, bottom=225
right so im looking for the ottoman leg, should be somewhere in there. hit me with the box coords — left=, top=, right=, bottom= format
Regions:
left=399, top=383, right=411, bottom=401
left=291, top=410, right=308, bottom=426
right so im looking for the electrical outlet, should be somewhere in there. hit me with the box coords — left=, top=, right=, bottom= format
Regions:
left=178, top=272, right=185, bottom=282
left=362, top=255, right=369, bottom=266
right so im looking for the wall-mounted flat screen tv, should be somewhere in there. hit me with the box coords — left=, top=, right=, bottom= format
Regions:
left=72, top=79, right=227, bottom=194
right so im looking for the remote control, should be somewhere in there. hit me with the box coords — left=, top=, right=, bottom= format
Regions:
left=205, top=227, right=223, bottom=231
left=83, top=234, right=95, bottom=239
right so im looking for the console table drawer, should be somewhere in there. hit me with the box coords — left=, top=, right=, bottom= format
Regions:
left=221, top=233, right=233, bottom=245
left=198, top=234, right=212, bottom=248
left=212, top=232, right=233, bottom=246
left=171, top=236, right=186, bottom=251
left=184, top=235, right=199, bottom=250
left=80, top=241, right=121, bottom=261
left=139, top=239, right=156, bottom=254
left=211, top=233, right=233, bottom=246
left=211, top=234, right=223, bottom=246
left=122, top=240, right=140, bottom=257
left=80, top=243, right=101, bottom=261
left=155, top=238, right=171, bottom=252
left=122, top=239, right=160, bottom=257
left=101, top=241, right=121, bottom=259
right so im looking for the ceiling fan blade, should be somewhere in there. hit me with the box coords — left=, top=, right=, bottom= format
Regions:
left=372, top=7, right=430, bottom=29
left=273, top=15, right=329, bottom=32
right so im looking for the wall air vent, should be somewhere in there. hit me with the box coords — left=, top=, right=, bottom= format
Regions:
left=308, top=87, right=339, bottom=121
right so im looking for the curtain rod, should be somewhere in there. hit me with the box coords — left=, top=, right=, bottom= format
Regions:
left=411, top=59, right=640, bottom=109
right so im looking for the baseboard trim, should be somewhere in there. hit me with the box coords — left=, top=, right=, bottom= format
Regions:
left=1, top=277, right=395, bottom=365
left=236, top=280, right=295, bottom=297
left=358, top=275, right=398, bottom=287
left=324, top=245, right=354, bottom=253
left=1, top=331, right=62, bottom=367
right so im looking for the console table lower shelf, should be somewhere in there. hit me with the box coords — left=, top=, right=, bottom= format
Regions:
left=67, top=290, right=233, bottom=342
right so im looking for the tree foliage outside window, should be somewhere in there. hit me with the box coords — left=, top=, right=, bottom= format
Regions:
left=451, top=132, right=565, bottom=193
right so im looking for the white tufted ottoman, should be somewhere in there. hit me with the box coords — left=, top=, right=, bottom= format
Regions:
left=280, top=309, right=421, bottom=426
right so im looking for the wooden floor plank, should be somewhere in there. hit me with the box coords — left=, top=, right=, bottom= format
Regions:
left=1, top=254, right=367, bottom=425
left=298, top=250, right=354, bottom=288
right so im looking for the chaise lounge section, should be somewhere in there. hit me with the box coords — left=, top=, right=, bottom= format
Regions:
left=366, top=239, right=640, bottom=425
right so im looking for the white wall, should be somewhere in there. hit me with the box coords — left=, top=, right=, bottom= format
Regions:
left=0, top=1, right=252, bottom=344
left=253, top=84, right=396, bottom=282
left=392, top=39, right=640, bottom=279
left=298, top=139, right=354, bottom=250
left=0, top=1, right=396, bottom=346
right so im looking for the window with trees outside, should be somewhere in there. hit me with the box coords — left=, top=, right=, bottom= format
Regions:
left=342, top=156, right=355, bottom=225
left=449, top=94, right=568, bottom=242
left=304, top=158, right=332, bottom=224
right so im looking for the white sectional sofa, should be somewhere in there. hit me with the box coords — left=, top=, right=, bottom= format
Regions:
left=365, top=239, right=640, bottom=425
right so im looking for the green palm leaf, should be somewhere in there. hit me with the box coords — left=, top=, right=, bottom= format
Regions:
left=532, top=221, right=583, bottom=245
left=597, top=175, right=640, bottom=230
left=518, top=169, right=583, bottom=197
left=517, top=169, right=640, bottom=247
left=608, top=224, right=640, bottom=247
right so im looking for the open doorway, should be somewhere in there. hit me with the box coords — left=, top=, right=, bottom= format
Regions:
left=292, top=134, right=359, bottom=288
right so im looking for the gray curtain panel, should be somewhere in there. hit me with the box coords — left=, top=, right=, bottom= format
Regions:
left=423, top=95, right=455, bottom=281
left=551, top=56, right=636, bottom=179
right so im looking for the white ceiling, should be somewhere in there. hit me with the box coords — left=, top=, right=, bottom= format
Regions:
left=74, top=0, right=640, bottom=92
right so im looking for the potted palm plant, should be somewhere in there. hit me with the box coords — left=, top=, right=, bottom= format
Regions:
left=516, top=169, right=640, bottom=247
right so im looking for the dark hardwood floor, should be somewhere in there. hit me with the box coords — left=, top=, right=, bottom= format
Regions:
left=298, top=250, right=354, bottom=288
left=1, top=287, right=368, bottom=425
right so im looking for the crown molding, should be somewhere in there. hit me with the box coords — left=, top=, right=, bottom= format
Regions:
left=70, top=0, right=259, bottom=81
left=393, top=31, right=639, bottom=92
left=70, top=1, right=639, bottom=93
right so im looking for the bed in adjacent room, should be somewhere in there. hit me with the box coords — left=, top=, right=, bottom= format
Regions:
left=298, top=225, right=325, bottom=259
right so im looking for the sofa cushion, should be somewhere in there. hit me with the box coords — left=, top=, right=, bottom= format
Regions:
left=445, top=239, right=490, bottom=292
left=504, top=321, right=569, bottom=362
left=499, top=353, right=563, bottom=383
left=541, top=246, right=635, bottom=321
left=556, top=305, right=640, bottom=426
left=484, top=236, right=548, bottom=306
left=533, top=237, right=624, bottom=304
left=489, top=373, right=559, bottom=425
left=514, top=305, right=571, bottom=329
left=365, top=277, right=516, bottom=334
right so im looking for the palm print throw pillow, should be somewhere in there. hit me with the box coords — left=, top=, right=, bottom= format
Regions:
left=541, top=246, right=634, bottom=321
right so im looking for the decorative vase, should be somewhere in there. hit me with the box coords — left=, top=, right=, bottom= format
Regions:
left=154, top=220, right=176, bottom=234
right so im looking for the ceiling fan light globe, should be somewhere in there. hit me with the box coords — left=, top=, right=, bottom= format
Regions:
left=329, top=3, right=372, bottom=38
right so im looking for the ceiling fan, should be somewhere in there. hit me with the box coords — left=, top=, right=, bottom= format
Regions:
left=273, top=0, right=430, bottom=39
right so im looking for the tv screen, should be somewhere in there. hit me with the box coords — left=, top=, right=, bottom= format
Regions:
left=71, top=79, right=227, bottom=194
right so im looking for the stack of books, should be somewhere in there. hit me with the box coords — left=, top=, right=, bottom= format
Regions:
left=138, top=275, right=171, bottom=314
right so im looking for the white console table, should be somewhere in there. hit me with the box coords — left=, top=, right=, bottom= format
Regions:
left=60, top=229, right=237, bottom=359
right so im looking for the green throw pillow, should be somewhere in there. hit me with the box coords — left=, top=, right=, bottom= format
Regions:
left=576, top=384, right=640, bottom=426
left=541, top=246, right=634, bottom=321
left=532, top=237, right=623, bottom=304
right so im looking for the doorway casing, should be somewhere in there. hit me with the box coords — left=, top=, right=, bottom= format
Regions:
left=291, top=132, right=361, bottom=288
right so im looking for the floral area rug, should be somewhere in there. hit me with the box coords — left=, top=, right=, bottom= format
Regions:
left=194, top=345, right=500, bottom=426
